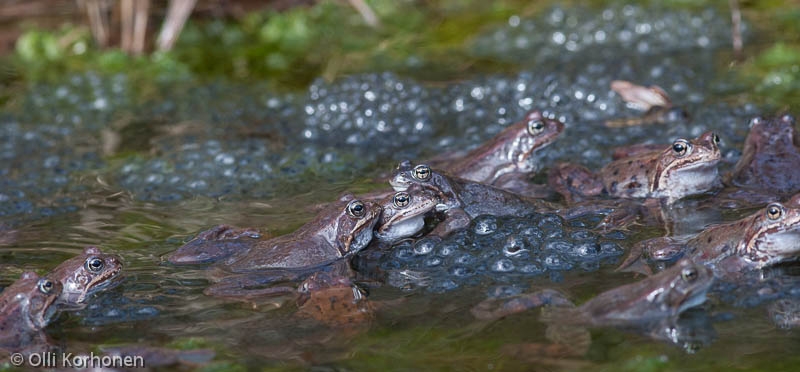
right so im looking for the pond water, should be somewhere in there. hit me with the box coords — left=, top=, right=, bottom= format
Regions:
left=2, top=3, right=800, bottom=371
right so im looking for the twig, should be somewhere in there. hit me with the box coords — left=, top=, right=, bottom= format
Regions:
left=132, top=0, right=150, bottom=54
left=729, top=0, right=743, bottom=60
left=347, top=0, right=380, bottom=28
left=120, top=0, right=133, bottom=52
left=157, top=0, right=197, bottom=51
left=79, top=0, right=110, bottom=47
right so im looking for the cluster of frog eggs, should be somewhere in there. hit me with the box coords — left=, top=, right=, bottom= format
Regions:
left=0, top=118, right=102, bottom=220
left=373, top=213, right=624, bottom=292
left=17, top=73, right=133, bottom=132
left=472, top=5, right=743, bottom=64
left=0, top=4, right=754, bottom=212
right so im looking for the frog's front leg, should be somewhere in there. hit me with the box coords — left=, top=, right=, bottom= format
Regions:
left=428, top=208, right=472, bottom=237
left=547, top=163, right=604, bottom=204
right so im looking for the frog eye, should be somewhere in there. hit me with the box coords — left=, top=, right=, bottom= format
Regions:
left=85, top=257, right=105, bottom=273
left=672, top=139, right=691, bottom=156
left=681, top=267, right=698, bottom=282
left=767, top=203, right=784, bottom=220
left=347, top=200, right=367, bottom=218
left=412, top=164, right=431, bottom=181
left=712, top=133, right=720, bottom=145
left=37, top=278, right=55, bottom=294
left=393, top=192, right=410, bottom=208
left=527, top=119, right=545, bottom=135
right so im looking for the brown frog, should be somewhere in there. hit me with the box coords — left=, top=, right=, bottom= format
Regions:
left=549, top=131, right=722, bottom=205
left=619, top=199, right=800, bottom=278
left=473, top=259, right=714, bottom=359
left=727, top=115, right=800, bottom=197
left=374, top=184, right=439, bottom=243
left=437, top=110, right=564, bottom=196
left=204, top=195, right=381, bottom=298
left=0, top=272, right=62, bottom=350
left=48, top=246, right=123, bottom=307
left=390, top=161, right=556, bottom=236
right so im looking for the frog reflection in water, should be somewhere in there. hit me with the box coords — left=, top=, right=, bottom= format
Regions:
left=0, top=272, right=62, bottom=352
left=203, top=194, right=381, bottom=298
left=47, top=246, right=123, bottom=308
left=725, top=115, right=800, bottom=201
left=433, top=110, right=564, bottom=196
left=549, top=131, right=722, bottom=205
left=619, top=197, right=800, bottom=278
left=390, top=161, right=556, bottom=236
left=471, top=259, right=714, bottom=359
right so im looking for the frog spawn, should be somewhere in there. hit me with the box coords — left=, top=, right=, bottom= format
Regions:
left=373, top=213, right=624, bottom=292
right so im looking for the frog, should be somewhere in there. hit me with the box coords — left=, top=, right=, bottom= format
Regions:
left=548, top=131, right=722, bottom=205
left=726, top=115, right=800, bottom=199
left=295, top=270, right=374, bottom=329
left=389, top=161, right=556, bottom=236
left=604, top=80, right=690, bottom=128
left=618, top=199, right=800, bottom=278
left=374, top=184, right=439, bottom=243
left=433, top=110, right=564, bottom=196
left=203, top=195, right=381, bottom=298
left=0, top=272, right=62, bottom=351
left=167, top=224, right=266, bottom=265
left=47, top=246, right=123, bottom=307
left=472, top=259, right=714, bottom=360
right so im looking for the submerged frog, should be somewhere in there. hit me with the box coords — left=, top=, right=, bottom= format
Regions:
left=390, top=161, right=555, bottom=236
left=374, top=184, right=439, bottom=243
left=549, top=131, right=722, bottom=204
left=619, top=200, right=800, bottom=278
left=295, top=271, right=374, bottom=328
left=168, top=225, right=266, bottom=265
left=0, top=272, right=62, bottom=350
left=473, top=259, right=714, bottom=359
left=438, top=110, right=564, bottom=195
left=204, top=195, right=381, bottom=298
left=727, top=115, right=800, bottom=197
left=48, top=246, right=123, bottom=307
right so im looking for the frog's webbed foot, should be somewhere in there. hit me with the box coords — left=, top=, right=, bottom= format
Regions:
left=547, top=163, right=603, bottom=204
left=167, top=225, right=263, bottom=265
left=616, top=236, right=686, bottom=275
left=596, top=207, right=642, bottom=232
left=471, top=289, right=572, bottom=321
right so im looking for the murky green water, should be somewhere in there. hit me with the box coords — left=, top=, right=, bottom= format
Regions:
left=2, top=2, right=800, bottom=371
